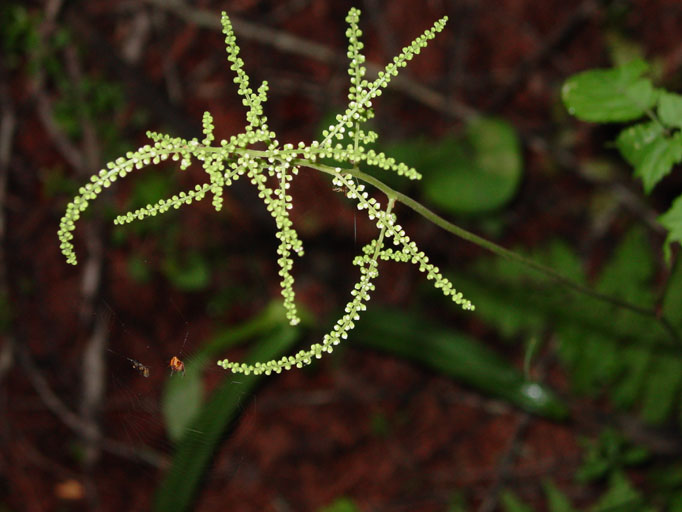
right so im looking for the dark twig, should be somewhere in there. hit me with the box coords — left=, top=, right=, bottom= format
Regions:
left=0, top=64, right=16, bottom=384
left=15, top=343, right=167, bottom=468
left=142, top=0, right=478, bottom=122
left=60, top=42, right=110, bottom=492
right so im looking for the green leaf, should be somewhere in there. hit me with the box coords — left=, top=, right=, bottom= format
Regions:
left=355, top=307, right=569, bottom=420
left=659, top=196, right=682, bottom=262
left=543, top=480, right=577, bottom=512
left=615, top=122, right=665, bottom=168
left=154, top=323, right=300, bottom=512
left=658, top=91, right=682, bottom=129
left=501, top=490, right=533, bottom=512
left=162, top=366, right=203, bottom=442
left=562, top=59, right=658, bottom=122
left=635, top=133, right=682, bottom=193
left=422, top=117, right=522, bottom=214
left=615, top=122, right=682, bottom=193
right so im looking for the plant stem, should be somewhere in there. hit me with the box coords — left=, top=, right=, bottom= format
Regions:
left=304, top=160, right=681, bottom=345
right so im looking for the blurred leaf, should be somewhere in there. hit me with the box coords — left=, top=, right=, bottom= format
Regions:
left=162, top=367, right=203, bottom=443
left=500, top=490, right=533, bottom=512
left=318, top=498, right=361, bottom=512
left=163, top=252, right=210, bottom=291
left=162, top=301, right=289, bottom=441
left=126, top=255, right=152, bottom=283
left=449, top=228, right=682, bottom=426
left=41, top=167, right=79, bottom=198
left=670, top=492, right=682, bottom=512
left=639, top=357, right=682, bottom=424
left=596, top=227, right=654, bottom=308
left=662, top=260, right=682, bottom=329
left=590, top=471, right=649, bottom=512
left=658, top=91, right=682, bottom=129
left=659, top=197, right=682, bottom=263
left=1, top=4, right=40, bottom=70
left=543, top=480, right=577, bottom=512
left=422, top=117, right=522, bottom=214
left=155, top=323, right=300, bottom=512
left=577, top=429, right=649, bottom=483
left=610, top=345, right=651, bottom=409
left=355, top=308, right=568, bottom=420
left=129, top=171, right=175, bottom=210
left=562, top=59, right=658, bottom=122
left=605, top=31, right=646, bottom=68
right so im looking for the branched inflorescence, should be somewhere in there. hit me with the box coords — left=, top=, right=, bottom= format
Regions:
left=57, top=8, right=473, bottom=375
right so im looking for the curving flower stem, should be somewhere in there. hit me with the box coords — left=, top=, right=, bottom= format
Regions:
left=300, top=160, right=682, bottom=346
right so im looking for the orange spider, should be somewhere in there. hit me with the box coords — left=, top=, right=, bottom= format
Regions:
left=169, top=356, right=185, bottom=377
left=168, top=328, right=190, bottom=377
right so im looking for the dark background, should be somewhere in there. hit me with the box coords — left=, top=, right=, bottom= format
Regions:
left=3, top=0, right=682, bottom=511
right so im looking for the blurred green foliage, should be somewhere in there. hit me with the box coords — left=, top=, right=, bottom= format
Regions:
left=577, top=429, right=649, bottom=483
left=446, top=227, right=682, bottom=428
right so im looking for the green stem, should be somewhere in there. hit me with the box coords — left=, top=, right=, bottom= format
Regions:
left=195, top=144, right=681, bottom=344
left=304, top=161, right=681, bottom=345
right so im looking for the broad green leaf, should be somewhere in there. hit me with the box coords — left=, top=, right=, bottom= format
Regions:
left=154, top=323, right=300, bottom=512
left=162, top=365, right=203, bottom=443
left=543, top=480, right=577, bottom=512
left=658, top=91, right=682, bottom=129
left=659, top=196, right=682, bottom=262
left=615, top=122, right=682, bottom=193
left=562, top=59, right=658, bottom=122
left=635, top=132, right=682, bottom=193
left=615, top=122, right=665, bottom=168
left=422, top=117, right=522, bottom=214
left=355, top=308, right=568, bottom=420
